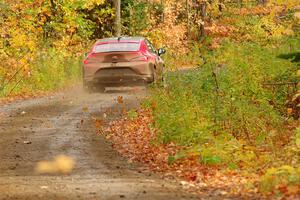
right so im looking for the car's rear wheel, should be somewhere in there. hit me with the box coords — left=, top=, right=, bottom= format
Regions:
left=152, top=70, right=164, bottom=87
left=95, top=84, right=105, bottom=93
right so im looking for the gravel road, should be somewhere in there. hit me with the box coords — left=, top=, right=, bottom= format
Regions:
left=0, top=87, right=199, bottom=200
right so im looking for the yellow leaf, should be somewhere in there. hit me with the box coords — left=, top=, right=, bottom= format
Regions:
left=82, top=107, right=89, bottom=112
left=36, top=155, right=75, bottom=174
left=287, top=108, right=293, bottom=114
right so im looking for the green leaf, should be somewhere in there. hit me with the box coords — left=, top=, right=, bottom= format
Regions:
left=167, top=156, right=175, bottom=165
left=201, top=155, right=222, bottom=165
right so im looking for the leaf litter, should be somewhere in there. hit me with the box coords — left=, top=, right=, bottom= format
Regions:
left=98, top=109, right=262, bottom=199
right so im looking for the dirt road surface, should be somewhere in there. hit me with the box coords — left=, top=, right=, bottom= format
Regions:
left=0, top=87, right=201, bottom=200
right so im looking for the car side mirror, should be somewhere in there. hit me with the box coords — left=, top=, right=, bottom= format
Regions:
left=158, top=48, right=166, bottom=56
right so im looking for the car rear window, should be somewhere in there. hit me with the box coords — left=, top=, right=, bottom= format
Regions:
left=94, top=43, right=140, bottom=53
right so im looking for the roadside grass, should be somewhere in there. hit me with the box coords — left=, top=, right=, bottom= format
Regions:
left=143, top=37, right=300, bottom=196
left=0, top=48, right=82, bottom=98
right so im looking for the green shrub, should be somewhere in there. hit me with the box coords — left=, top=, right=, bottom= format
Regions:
left=259, top=165, right=300, bottom=194
left=145, top=37, right=300, bottom=168
left=0, top=48, right=81, bottom=97
left=30, top=48, right=81, bottom=90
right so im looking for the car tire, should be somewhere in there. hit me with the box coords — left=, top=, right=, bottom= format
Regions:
left=153, top=72, right=165, bottom=87
left=95, top=84, right=105, bottom=93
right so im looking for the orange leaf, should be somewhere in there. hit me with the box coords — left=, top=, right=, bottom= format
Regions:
left=117, top=96, right=124, bottom=104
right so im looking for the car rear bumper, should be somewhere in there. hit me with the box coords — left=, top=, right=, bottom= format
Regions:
left=83, top=62, right=154, bottom=85
left=88, top=74, right=153, bottom=84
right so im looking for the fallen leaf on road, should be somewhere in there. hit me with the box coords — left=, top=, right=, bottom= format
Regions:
left=82, top=107, right=89, bottom=112
left=94, top=119, right=103, bottom=129
left=117, top=96, right=124, bottom=104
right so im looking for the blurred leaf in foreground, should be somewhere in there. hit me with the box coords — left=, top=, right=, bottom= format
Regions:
left=36, top=155, right=75, bottom=175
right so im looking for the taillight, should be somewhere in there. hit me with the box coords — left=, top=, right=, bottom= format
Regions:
left=130, top=55, right=148, bottom=62
left=83, top=59, right=89, bottom=64
left=83, top=53, right=93, bottom=65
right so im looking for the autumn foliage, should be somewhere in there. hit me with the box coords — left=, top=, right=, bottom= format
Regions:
left=0, top=0, right=115, bottom=97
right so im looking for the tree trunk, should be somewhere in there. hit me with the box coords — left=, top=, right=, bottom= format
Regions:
left=114, top=0, right=121, bottom=37
left=186, top=0, right=190, bottom=40
left=257, top=0, right=268, bottom=6
left=49, top=0, right=56, bottom=16
left=200, top=2, right=206, bottom=38
left=237, top=0, right=243, bottom=8
left=218, top=0, right=223, bottom=12
left=161, top=0, right=164, bottom=23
